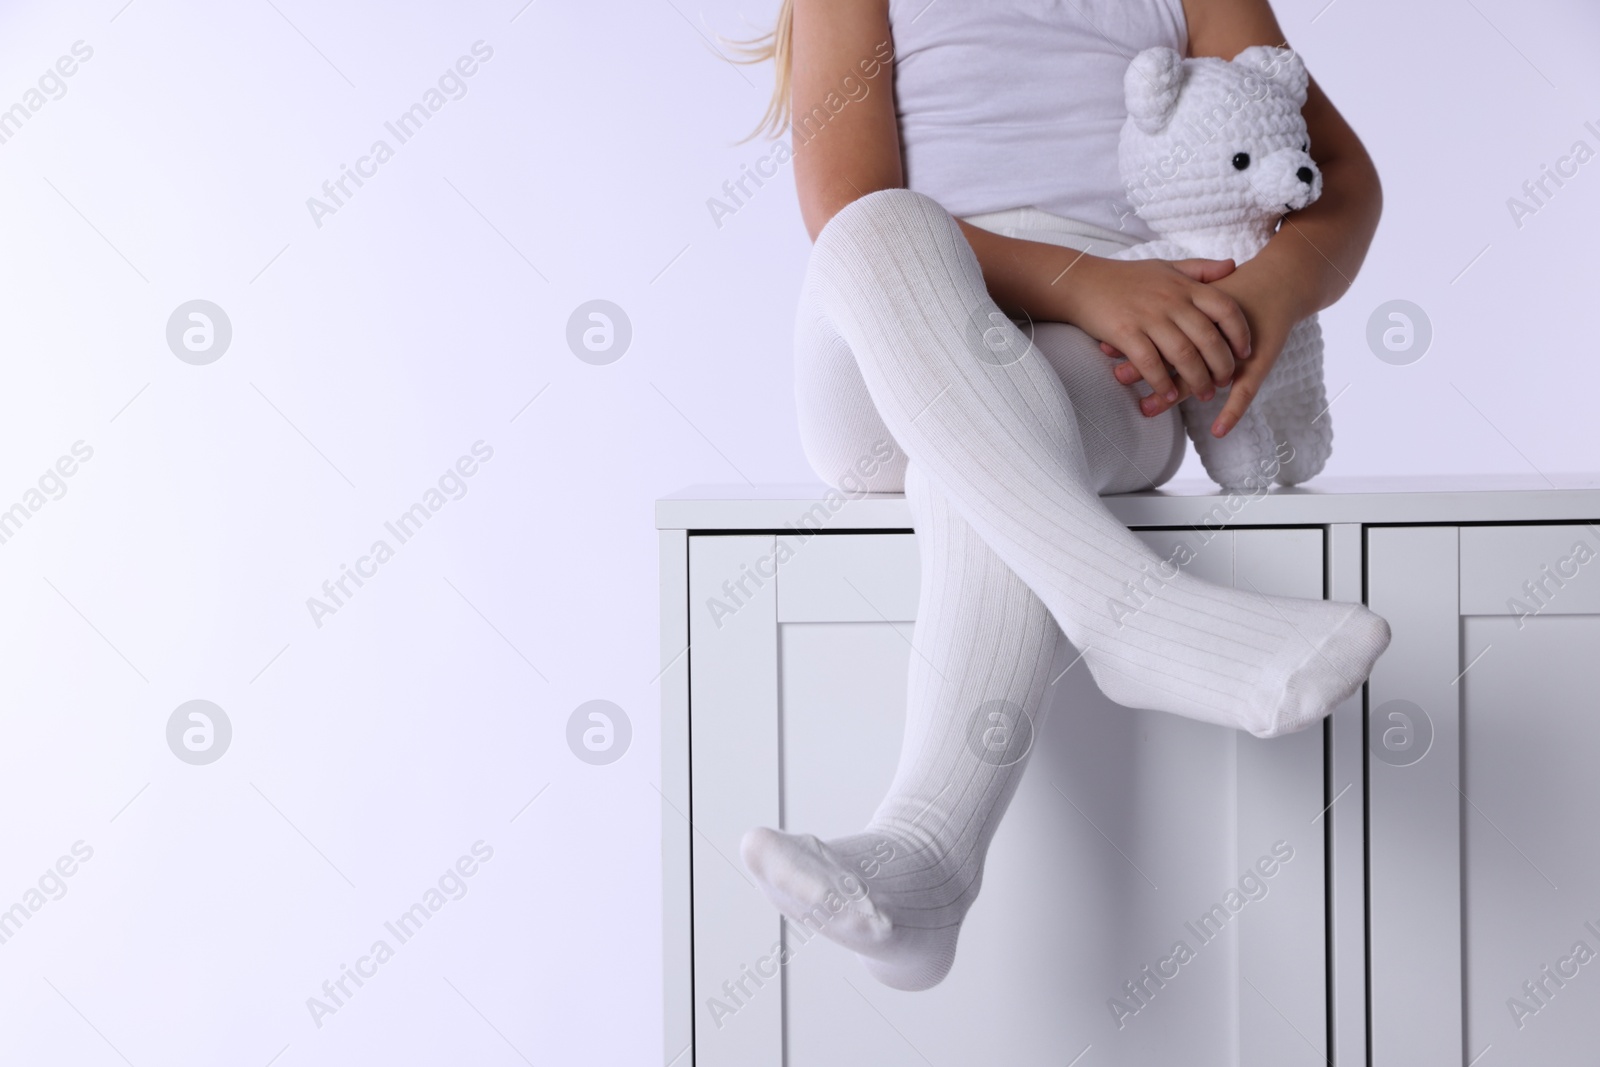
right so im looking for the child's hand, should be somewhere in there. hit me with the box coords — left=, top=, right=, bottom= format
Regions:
left=1057, top=256, right=1252, bottom=411
left=1106, top=267, right=1296, bottom=436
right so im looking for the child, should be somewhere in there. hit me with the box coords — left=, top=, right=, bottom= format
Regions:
left=723, top=0, right=1388, bottom=991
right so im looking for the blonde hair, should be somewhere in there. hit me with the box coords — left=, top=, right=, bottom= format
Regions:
left=718, top=0, right=795, bottom=145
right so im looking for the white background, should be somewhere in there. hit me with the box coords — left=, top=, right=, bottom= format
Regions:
left=0, top=0, right=1595, bottom=1064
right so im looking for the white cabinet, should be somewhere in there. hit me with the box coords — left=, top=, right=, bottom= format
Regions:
left=658, top=478, right=1600, bottom=1067
left=1367, top=523, right=1600, bottom=1067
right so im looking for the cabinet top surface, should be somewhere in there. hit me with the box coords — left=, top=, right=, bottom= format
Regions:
left=657, top=474, right=1600, bottom=530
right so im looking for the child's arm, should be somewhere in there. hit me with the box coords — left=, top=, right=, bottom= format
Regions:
left=790, top=0, right=1250, bottom=406
left=790, top=0, right=903, bottom=241
left=1117, top=0, right=1383, bottom=436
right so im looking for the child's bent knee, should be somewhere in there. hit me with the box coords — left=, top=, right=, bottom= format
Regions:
left=815, top=188, right=957, bottom=258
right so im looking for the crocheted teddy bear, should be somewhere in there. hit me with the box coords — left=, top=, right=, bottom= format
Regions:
left=1112, top=44, right=1331, bottom=490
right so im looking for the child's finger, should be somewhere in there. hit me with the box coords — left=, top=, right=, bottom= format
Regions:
left=1099, top=342, right=1138, bottom=383
left=1140, top=377, right=1191, bottom=416
left=1145, top=321, right=1216, bottom=398
left=1211, top=366, right=1263, bottom=437
left=1171, top=258, right=1237, bottom=283
left=1114, top=357, right=1191, bottom=388
left=1114, top=333, right=1182, bottom=405
left=1102, top=347, right=1192, bottom=414
left=1173, top=305, right=1236, bottom=387
left=1190, top=286, right=1252, bottom=361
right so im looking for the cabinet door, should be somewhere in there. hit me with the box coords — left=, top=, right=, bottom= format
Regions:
left=1367, top=524, right=1600, bottom=1067
left=688, top=528, right=1330, bottom=1067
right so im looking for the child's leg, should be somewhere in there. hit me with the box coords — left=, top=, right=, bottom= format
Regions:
left=742, top=458, right=1062, bottom=991
left=792, top=187, right=1389, bottom=739
left=746, top=320, right=1188, bottom=991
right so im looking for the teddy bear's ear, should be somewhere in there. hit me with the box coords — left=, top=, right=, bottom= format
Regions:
left=1124, top=47, right=1185, bottom=134
left=1236, top=45, right=1308, bottom=108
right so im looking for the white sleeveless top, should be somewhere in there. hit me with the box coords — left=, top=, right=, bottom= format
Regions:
left=887, top=0, right=1188, bottom=241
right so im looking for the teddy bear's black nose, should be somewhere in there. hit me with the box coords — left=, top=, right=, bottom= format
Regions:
left=1297, top=167, right=1314, bottom=184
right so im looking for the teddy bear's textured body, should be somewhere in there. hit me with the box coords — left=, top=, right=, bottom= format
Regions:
left=1111, top=45, right=1332, bottom=490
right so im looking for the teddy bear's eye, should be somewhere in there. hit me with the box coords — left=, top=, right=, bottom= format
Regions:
left=1232, top=152, right=1250, bottom=170
left=1301, top=142, right=1309, bottom=152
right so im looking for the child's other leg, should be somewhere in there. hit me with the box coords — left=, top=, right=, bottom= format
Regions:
left=744, top=320, right=1182, bottom=991
left=742, top=459, right=1061, bottom=991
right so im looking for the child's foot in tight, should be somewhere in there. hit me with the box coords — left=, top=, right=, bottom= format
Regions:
left=740, top=826, right=967, bottom=991
left=1072, top=581, right=1392, bottom=739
